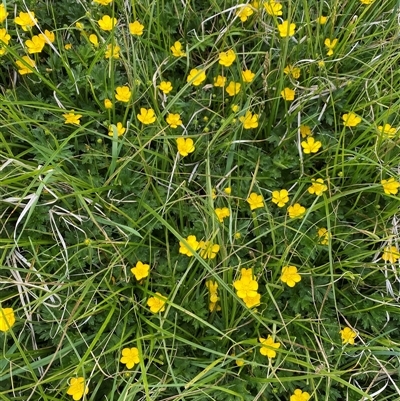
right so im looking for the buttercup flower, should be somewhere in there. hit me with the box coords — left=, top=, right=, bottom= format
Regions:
left=247, top=192, right=263, bottom=210
left=108, top=122, right=126, bottom=137
left=166, top=113, right=182, bottom=128
left=25, top=35, right=46, bottom=53
left=179, top=235, right=199, bottom=256
left=264, top=1, right=283, bottom=16
left=213, top=75, right=226, bottom=87
left=94, top=0, right=113, bottom=4
left=0, top=4, right=8, bottom=24
left=0, top=308, right=15, bottom=332
left=360, top=0, right=375, bottom=3
left=236, top=5, right=254, bottom=22
left=104, top=98, right=112, bottom=109
left=67, top=377, right=89, bottom=401
left=381, top=246, right=400, bottom=263
left=272, top=189, right=289, bottom=207
left=89, top=34, right=99, bottom=47
left=224, top=187, right=232, bottom=195
left=131, top=261, right=150, bottom=281
left=171, top=41, right=186, bottom=57
left=226, top=81, right=241, bottom=96
left=317, top=227, right=331, bottom=245
left=129, top=21, right=144, bottom=35
left=15, top=11, right=37, bottom=31
left=287, top=203, right=306, bottom=219
left=381, top=177, right=400, bottom=195
left=378, top=124, right=397, bottom=138
left=324, top=38, right=338, bottom=56
left=278, top=20, right=296, bottom=38
left=215, top=207, right=230, bottom=222
left=115, top=86, right=131, bottom=102
left=342, top=112, right=361, bottom=127
left=318, top=15, right=328, bottom=24
left=176, top=137, right=195, bottom=157
left=147, top=292, right=167, bottom=313
left=159, top=81, right=173, bottom=94
left=283, top=65, right=300, bottom=79
left=0, top=28, right=11, bottom=55
left=63, top=111, right=82, bottom=125
left=233, top=277, right=258, bottom=299
left=98, top=15, right=117, bottom=31
left=308, top=178, right=328, bottom=196
left=219, top=49, right=236, bottom=67
left=281, top=87, right=295, bottom=101
left=290, top=389, right=311, bottom=401
left=206, top=280, right=221, bottom=312
left=301, top=137, right=322, bottom=154
left=105, top=43, right=120, bottom=59
left=259, top=336, right=281, bottom=358
left=242, top=69, right=255, bottom=83
left=243, top=293, right=261, bottom=308
left=39, top=30, right=55, bottom=44
left=300, top=125, right=312, bottom=137
left=281, top=265, right=301, bottom=287
left=137, top=108, right=156, bottom=125
left=120, top=347, right=140, bottom=369
left=199, top=241, right=220, bottom=259
left=65, top=43, right=72, bottom=50
left=340, top=327, right=357, bottom=345
left=187, top=68, right=206, bottom=86
left=239, top=111, right=258, bottom=129
left=16, top=55, right=36, bottom=75
left=231, top=104, right=240, bottom=113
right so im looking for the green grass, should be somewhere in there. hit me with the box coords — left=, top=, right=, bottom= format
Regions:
left=1, top=0, right=400, bottom=400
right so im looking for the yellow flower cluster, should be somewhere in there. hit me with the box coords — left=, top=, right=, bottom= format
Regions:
left=179, top=235, right=220, bottom=259
left=205, top=280, right=221, bottom=312
left=233, top=268, right=261, bottom=308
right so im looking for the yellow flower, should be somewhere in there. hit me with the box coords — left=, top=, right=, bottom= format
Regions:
left=236, top=358, right=245, bottom=367
left=147, top=292, right=167, bottom=313
left=75, top=22, right=84, bottom=31
left=236, top=5, right=254, bottom=22
left=0, top=28, right=11, bottom=55
left=287, top=203, right=306, bottom=218
left=219, top=49, right=236, bottom=67
left=129, top=20, right=144, bottom=35
left=137, top=108, right=156, bottom=125
left=98, top=15, right=117, bottom=31
left=63, top=111, right=82, bottom=125
left=65, top=43, right=72, bottom=50
left=317, top=227, right=331, bottom=245
left=308, top=178, right=327, bottom=196
left=239, top=111, right=258, bottom=129
left=226, top=81, right=241, bottom=96
left=243, top=293, right=261, bottom=308
left=271, top=189, right=289, bottom=207
left=39, top=30, right=55, bottom=44
left=131, top=261, right=150, bottom=280
left=0, top=308, right=15, bottom=332
left=259, top=336, right=281, bottom=358
left=0, top=4, right=8, bottom=24
left=281, top=265, right=301, bottom=287
left=318, top=15, right=328, bottom=24
left=247, top=192, right=263, bottom=210
left=206, top=280, right=221, bottom=311
left=120, top=347, right=140, bottom=369
left=283, top=64, right=300, bottom=79
left=16, top=55, right=36, bottom=75
left=234, top=232, right=241, bottom=239
left=179, top=235, right=199, bottom=256
left=176, top=137, right=195, bottom=157
left=105, top=43, right=120, bottom=59
left=89, top=34, right=99, bottom=47
left=242, top=69, right=255, bottom=83
left=199, top=241, right=220, bottom=259
left=25, top=35, right=46, bottom=54
left=382, top=246, right=400, bottom=263
left=108, top=122, right=126, bottom=137
left=187, top=68, right=206, bottom=86
left=115, top=86, right=132, bottom=102
left=94, top=0, right=113, bottom=4
left=278, top=20, right=296, bottom=38
left=290, top=389, right=311, bottom=401
left=215, top=207, right=230, bottom=222
left=299, top=125, right=312, bottom=137
left=67, top=377, right=89, bottom=401
left=264, top=1, right=283, bottom=16
left=301, top=136, right=322, bottom=154
left=159, top=81, right=173, bottom=94
left=231, top=104, right=240, bottom=113
left=15, top=11, right=37, bottom=31
left=360, top=0, right=375, bottom=4
left=171, top=41, right=186, bottom=57
left=104, top=98, right=112, bottom=109
left=166, top=113, right=182, bottom=128
left=233, top=277, right=258, bottom=299
left=340, top=327, right=357, bottom=345
left=324, top=38, right=338, bottom=56
left=281, top=87, right=295, bottom=101
left=213, top=75, right=226, bottom=87
left=381, top=177, right=400, bottom=195
left=378, top=124, right=397, bottom=138
left=342, top=112, right=361, bottom=127
left=224, top=187, right=232, bottom=195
